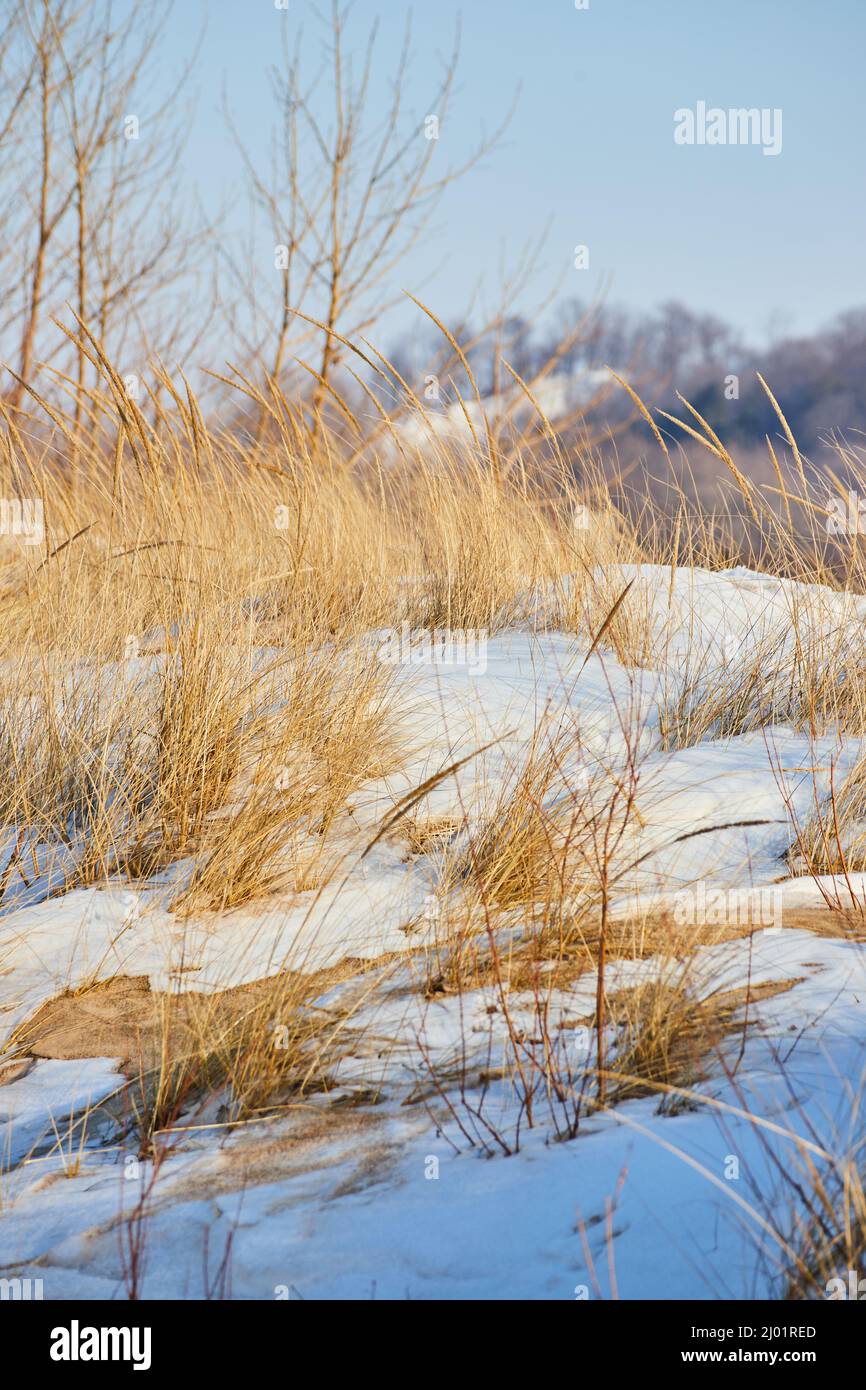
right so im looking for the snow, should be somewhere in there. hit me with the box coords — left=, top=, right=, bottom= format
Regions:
left=0, top=1058, right=122, bottom=1170
left=393, top=371, right=611, bottom=454
left=3, top=562, right=866, bottom=1299
left=4, top=936, right=866, bottom=1299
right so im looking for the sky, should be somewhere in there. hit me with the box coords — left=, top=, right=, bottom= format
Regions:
left=162, top=0, right=866, bottom=349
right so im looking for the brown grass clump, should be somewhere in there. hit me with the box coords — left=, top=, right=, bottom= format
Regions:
left=787, top=750, right=866, bottom=885
left=604, top=976, right=801, bottom=1106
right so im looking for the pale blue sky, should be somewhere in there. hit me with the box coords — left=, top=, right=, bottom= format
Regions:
left=164, top=0, right=866, bottom=347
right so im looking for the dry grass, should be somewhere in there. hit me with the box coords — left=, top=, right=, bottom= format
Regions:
left=781, top=1149, right=866, bottom=1299
left=604, top=976, right=801, bottom=1106
left=9, top=954, right=387, bottom=1146
left=3, top=318, right=866, bottom=1205
left=787, top=750, right=866, bottom=890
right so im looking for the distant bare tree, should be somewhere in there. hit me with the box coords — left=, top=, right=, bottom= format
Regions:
left=224, top=0, right=514, bottom=433
left=0, top=0, right=212, bottom=426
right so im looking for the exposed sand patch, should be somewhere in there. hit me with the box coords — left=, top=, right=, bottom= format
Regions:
left=6, top=955, right=382, bottom=1073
